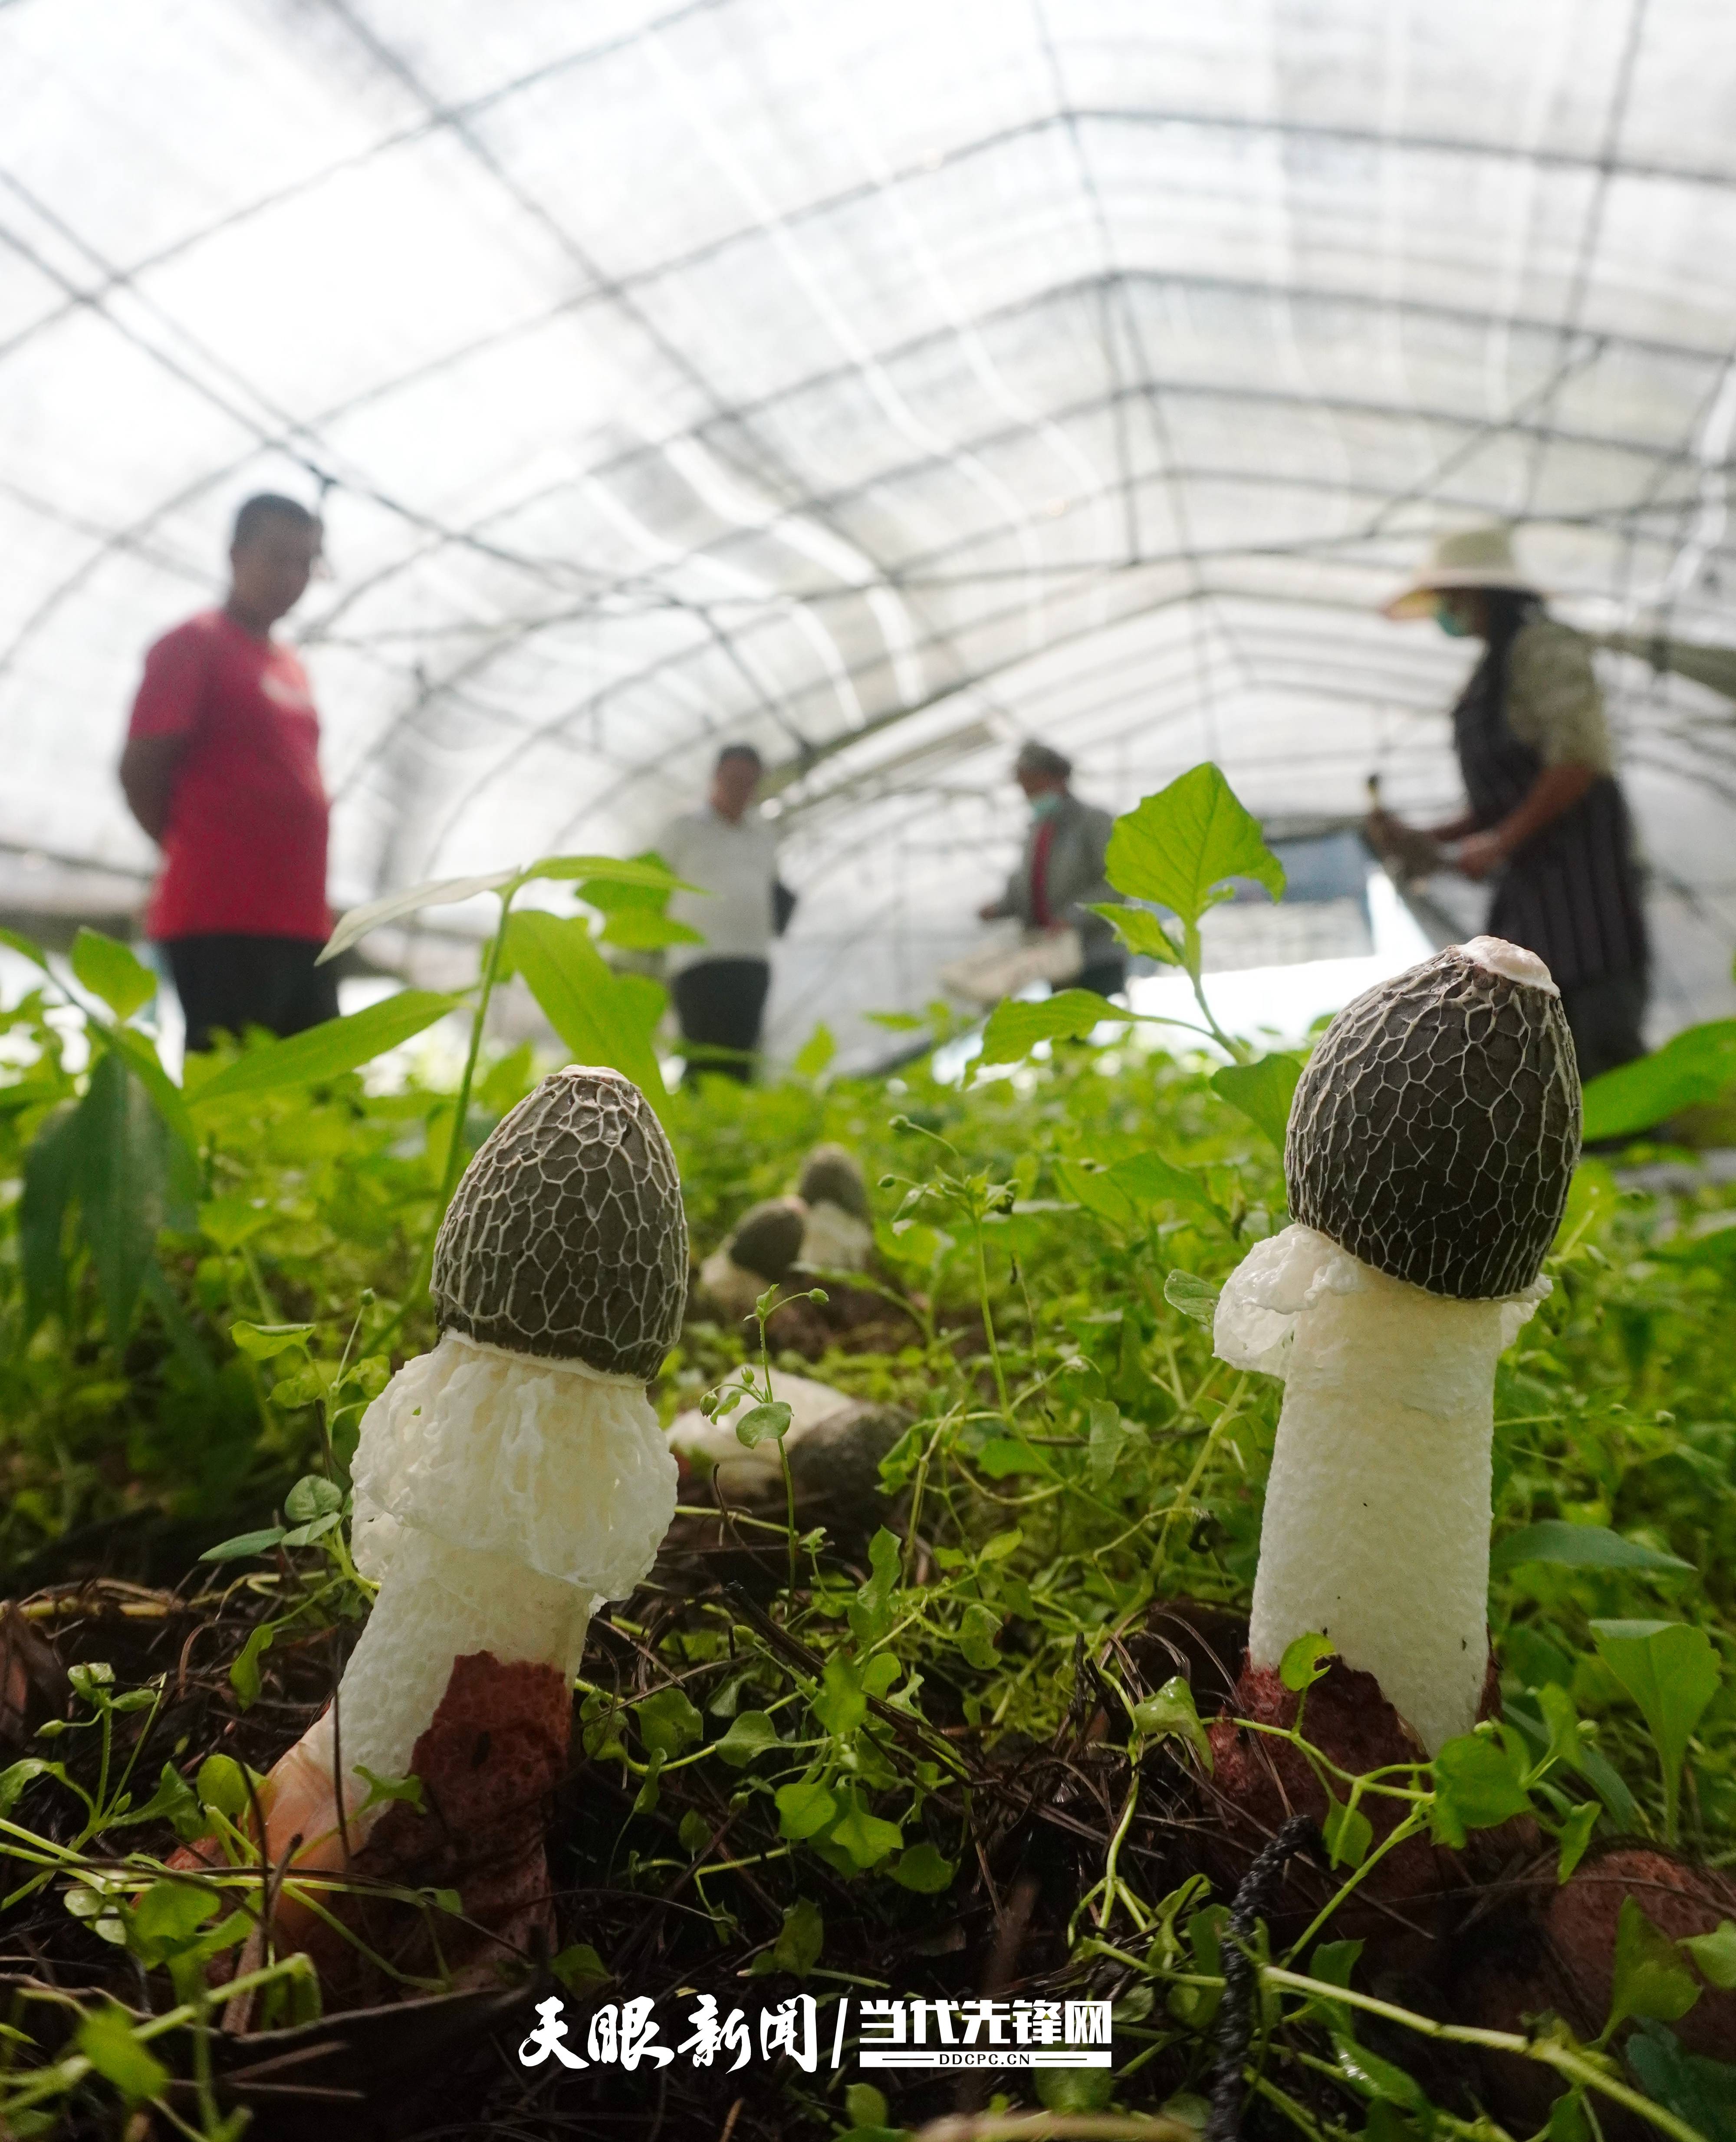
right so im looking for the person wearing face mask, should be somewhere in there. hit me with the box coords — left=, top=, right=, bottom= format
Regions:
left=976, top=740, right=1125, bottom=999
left=1370, top=523, right=1648, bottom=1079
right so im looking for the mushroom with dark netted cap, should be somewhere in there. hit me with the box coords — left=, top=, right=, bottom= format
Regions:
left=1213, top=938, right=1580, bottom=1753
left=795, top=1143, right=874, bottom=1272
left=698, top=1194, right=808, bottom=1323
left=257, top=1065, right=686, bottom=1865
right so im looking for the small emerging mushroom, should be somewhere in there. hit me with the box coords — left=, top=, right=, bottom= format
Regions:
left=1213, top=938, right=1579, bottom=1755
left=258, top=1066, right=687, bottom=1869
left=697, top=1194, right=807, bottom=1324
left=795, top=1144, right=874, bottom=1272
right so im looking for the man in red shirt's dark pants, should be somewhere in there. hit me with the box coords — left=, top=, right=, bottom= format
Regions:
left=119, top=494, right=338, bottom=1051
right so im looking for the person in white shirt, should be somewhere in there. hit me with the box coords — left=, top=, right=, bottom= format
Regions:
left=660, top=743, right=785, bottom=1083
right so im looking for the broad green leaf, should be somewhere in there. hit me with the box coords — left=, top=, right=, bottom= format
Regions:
left=1686, top=1922, right=1736, bottom=1991
left=284, top=1474, right=343, bottom=1523
left=189, top=991, right=461, bottom=1109
left=1164, top=1270, right=1220, bottom=1327
left=280, top=1510, right=342, bottom=1548
left=1430, top=1732, right=1532, bottom=1847
left=975, top=1435, right=1049, bottom=1479
left=19, top=1100, right=82, bottom=1333
left=528, top=854, right=693, bottom=892
left=198, top=1526, right=286, bottom=1564
left=198, top=1197, right=272, bottom=1252
left=77, top=1050, right=174, bottom=1340
left=502, top=911, right=667, bottom=1113
left=829, top=1793, right=903, bottom=1870
left=195, top=1754, right=260, bottom=1820
left=106, top=1026, right=198, bottom=1158
left=1037, top=2066, right=1116, bottom=2116
left=0, top=1758, right=61, bottom=1818
left=793, top=1023, right=837, bottom=1079
left=1086, top=1398, right=1128, bottom=1486
left=128, top=1879, right=220, bottom=1954
left=1105, top=764, right=1286, bottom=928
left=1332, top=2033, right=1430, bottom=2113
left=1056, top=1151, right=1219, bottom=1231
left=1279, top=1632, right=1336, bottom=1693
left=0, top=924, right=48, bottom=968
left=550, top=1943, right=611, bottom=1991
left=230, top=1321, right=315, bottom=1361
left=321, top=871, right=517, bottom=964
left=76, top=2005, right=168, bottom=2102
left=959, top=1603, right=1001, bottom=1670
left=1490, top=1522, right=1692, bottom=1579
left=848, top=1526, right=902, bottom=1647
left=1092, top=902, right=1183, bottom=964
left=979, top=1526, right=1024, bottom=1563
left=1581, top=1019, right=1736, bottom=1142
left=1323, top=1796, right=1373, bottom=1869
left=677, top=1808, right=711, bottom=1855
left=714, top=1711, right=780, bottom=1768
left=775, top=1779, right=838, bottom=1839
left=1212, top=1054, right=1302, bottom=1149
left=769, top=1896, right=824, bottom=1977
left=813, top=1655, right=867, bottom=1736
left=1131, top=1676, right=1213, bottom=1771
left=1556, top=1800, right=1599, bottom=1882
left=1608, top=1897, right=1702, bottom=2033
left=975, top=989, right=1115, bottom=1074
left=70, top=928, right=155, bottom=1021
left=735, top=1400, right=793, bottom=1449
left=230, top=1623, right=275, bottom=1709
left=597, top=911, right=705, bottom=951
left=1592, top=1620, right=1723, bottom=1844
left=889, top=1842, right=956, bottom=1894
left=1535, top=1681, right=1585, bottom=1776
left=636, top=1686, right=704, bottom=1758
left=1623, top=2018, right=1736, bottom=2142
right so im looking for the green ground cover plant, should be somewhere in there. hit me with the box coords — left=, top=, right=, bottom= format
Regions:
left=0, top=770, right=1733, bottom=2140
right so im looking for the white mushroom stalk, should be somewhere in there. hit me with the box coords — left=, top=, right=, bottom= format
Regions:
left=264, top=1066, right=686, bottom=1859
left=1214, top=938, right=1581, bottom=1757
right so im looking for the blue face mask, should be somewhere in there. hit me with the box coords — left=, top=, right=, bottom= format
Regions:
left=1436, top=602, right=1471, bottom=638
left=1029, top=792, right=1063, bottom=820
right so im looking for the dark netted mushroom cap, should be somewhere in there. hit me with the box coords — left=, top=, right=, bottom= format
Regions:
left=432, top=1066, right=687, bottom=1380
left=725, top=1197, right=808, bottom=1283
left=797, top=1143, right=869, bottom=1219
left=1286, top=942, right=1581, bottom=1300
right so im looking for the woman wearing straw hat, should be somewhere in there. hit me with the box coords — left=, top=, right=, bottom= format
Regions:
left=1371, top=524, right=1649, bottom=1079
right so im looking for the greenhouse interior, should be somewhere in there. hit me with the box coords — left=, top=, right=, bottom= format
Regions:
left=3, top=3, right=1736, bottom=2137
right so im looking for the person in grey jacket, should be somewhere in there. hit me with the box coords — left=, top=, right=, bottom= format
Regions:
left=978, top=741, right=1126, bottom=997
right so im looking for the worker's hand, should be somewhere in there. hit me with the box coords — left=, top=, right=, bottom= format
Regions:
left=1366, top=809, right=1442, bottom=881
left=1453, top=830, right=1508, bottom=882
left=976, top=902, right=1001, bottom=922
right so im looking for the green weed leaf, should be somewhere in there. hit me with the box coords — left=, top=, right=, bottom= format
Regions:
left=1608, top=1897, right=1702, bottom=2033
left=1556, top=1801, right=1599, bottom=1882
left=501, top=911, right=667, bottom=1117
left=229, top=1624, right=275, bottom=1710
left=1211, top=1054, right=1301, bottom=1149
left=958, top=1603, right=1002, bottom=1670
left=1164, top=1270, right=1220, bottom=1327
left=848, top=1526, right=901, bottom=1646
left=1491, top=1522, right=1692, bottom=1578
left=829, top=1793, right=903, bottom=1869
left=735, top=1401, right=792, bottom=1449
left=1323, top=1796, right=1373, bottom=1869
left=550, top=1943, right=611, bottom=1991
left=1279, top=1633, right=1336, bottom=1692
left=813, top=1655, right=867, bottom=1735
left=976, top=990, right=1113, bottom=1075
left=1592, top=1620, right=1723, bottom=1844
left=76, top=2004, right=169, bottom=2102
left=1093, top=902, right=1183, bottom=964
left=714, top=1711, right=780, bottom=1768
left=1105, top=764, right=1285, bottom=927
left=189, top=991, right=461, bottom=1109
left=71, top=929, right=156, bottom=1021
left=636, top=1686, right=704, bottom=1759
left=889, top=1842, right=956, bottom=1893
left=1581, top=1018, right=1736, bottom=1142
left=769, top=1896, right=824, bottom=1977
left=1684, top=1922, right=1736, bottom=1992
left=199, top=1526, right=286, bottom=1563
left=284, top=1474, right=343, bottom=1523
left=793, top=1023, right=836, bottom=1079
left=1430, top=1732, right=1532, bottom=1847
left=229, top=1320, right=315, bottom=1361
left=775, top=1780, right=838, bottom=1839
left=1131, top=1676, right=1213, bottom=1771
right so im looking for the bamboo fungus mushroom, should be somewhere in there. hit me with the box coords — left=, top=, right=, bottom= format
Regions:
left=698, top=1194, right=808, bottom=1324
left=796, top=1144, right=874, bottom=1272
left=259, top=1066, right=686, bottom=1867
left=1213, top=938, right=1580, bottom=1755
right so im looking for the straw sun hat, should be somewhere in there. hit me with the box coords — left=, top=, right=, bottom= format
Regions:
left=1381, top=524, right=1543, bottom=620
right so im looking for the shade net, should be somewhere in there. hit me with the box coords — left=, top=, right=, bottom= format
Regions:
left=4, top=0, right=1735, bottom=1062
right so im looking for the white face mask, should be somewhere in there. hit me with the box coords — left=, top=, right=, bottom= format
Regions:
left=1029, top=792, right=1063, bottom=820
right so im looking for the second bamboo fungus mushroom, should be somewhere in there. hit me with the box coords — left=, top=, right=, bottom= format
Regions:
left=1213, top=938, right=1580, bottom=1756
left=259, top=1065, right=686, bottom=1866
left=795, top=1145, right=874, bottom=1272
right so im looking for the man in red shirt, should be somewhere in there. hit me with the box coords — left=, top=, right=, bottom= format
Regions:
left=119, top=494, right=336, bottom=1051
